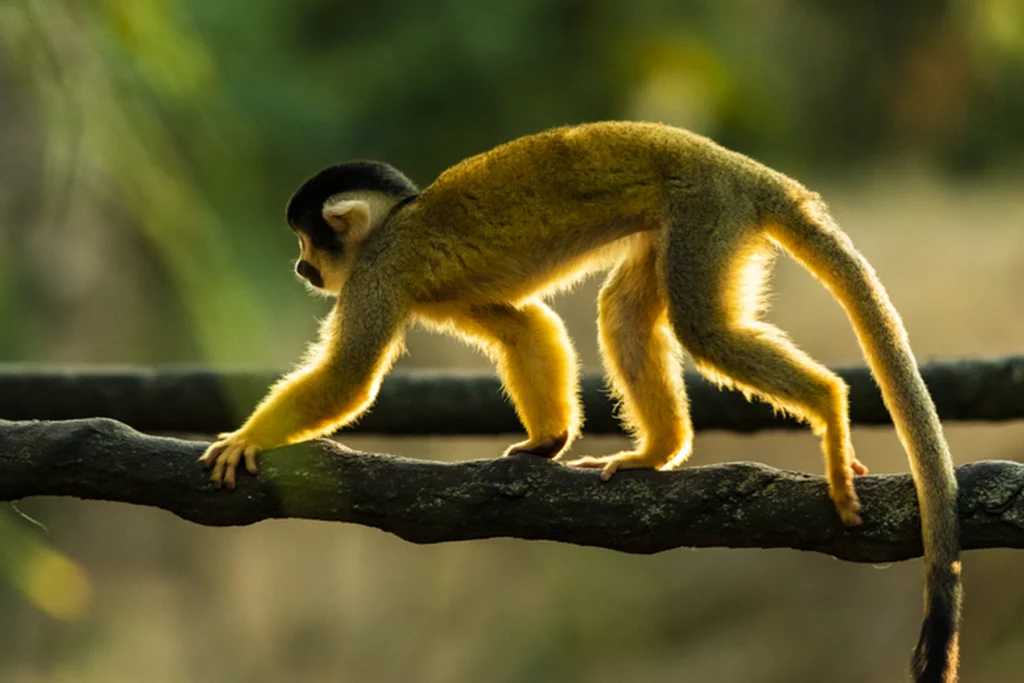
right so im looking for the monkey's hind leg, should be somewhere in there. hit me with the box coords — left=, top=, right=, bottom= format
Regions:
left=568, top=241, right=693, bottom=480
left=454, top=300, right=582, bottom=459
left=667, top=217, right=865, bottom=526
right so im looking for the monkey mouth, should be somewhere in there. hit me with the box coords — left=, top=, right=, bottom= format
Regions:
left=295, top=260, right=324, bottom=288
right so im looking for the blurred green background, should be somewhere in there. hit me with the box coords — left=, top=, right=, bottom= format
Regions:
left=2, top=0, right=1024, bottom=681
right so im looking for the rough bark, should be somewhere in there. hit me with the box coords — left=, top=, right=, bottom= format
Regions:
left=3, top=417, right=1024, bottom=562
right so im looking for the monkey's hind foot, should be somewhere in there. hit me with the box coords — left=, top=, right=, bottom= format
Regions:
left=505, top=433, right=569, bottom=459
left=567, top=451, right=670, bottom=481
left=826, top=437, right=866, bottom=525
left=831, top=486, right=863, bottom=527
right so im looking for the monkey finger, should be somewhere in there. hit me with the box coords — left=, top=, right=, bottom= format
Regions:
left=199, top=442, right=224, bottom=467
left=211, top=444, right=239, bottom=488
left=244, top=446, right=259, bottom=474
left=223, top=463, right=237, bottom=489
left=851, top=459, right=869, bottom=476
left=222, top=445, right=245, bottom=489
left=210, top=453, right=227, bottom=488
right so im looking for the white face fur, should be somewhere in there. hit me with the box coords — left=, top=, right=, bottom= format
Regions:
left=294, top=190, right=402, bottom=297
left=294, top=231, right=338, bottom=296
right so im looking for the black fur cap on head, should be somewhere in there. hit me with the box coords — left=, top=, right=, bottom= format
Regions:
left=285, top=161, right=420, bottom=252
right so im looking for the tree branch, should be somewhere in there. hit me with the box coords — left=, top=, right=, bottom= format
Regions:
left=3, top=418, right=1024, bottom=563
left=2, top=356, right=1023, bottom=435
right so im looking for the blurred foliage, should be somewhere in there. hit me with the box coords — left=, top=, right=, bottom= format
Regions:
left=0, top=0, right=1023, bottom=663
left=0, top=0, right=1022, bottom=364
left=0, top=509, right=92, bottom=621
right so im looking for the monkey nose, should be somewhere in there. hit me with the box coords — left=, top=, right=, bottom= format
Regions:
left=295, top=260, right=324, bottom=288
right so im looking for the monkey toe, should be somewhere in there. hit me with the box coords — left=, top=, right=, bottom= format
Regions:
left=839, top=508, right=863, bottom=527
left=831, top=490, right=863, bottom=527
left=567, top=451, right=668, bottom=481
left=851, top=458, right=869, bottom=476
left=505, top=433, right=569, bottom=459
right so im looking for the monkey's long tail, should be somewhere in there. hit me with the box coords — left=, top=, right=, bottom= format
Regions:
left=767, top=196, right=962, bottom=683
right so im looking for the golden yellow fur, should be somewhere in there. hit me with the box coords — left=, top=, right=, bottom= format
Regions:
left=201, top=121, right=961, bottom=682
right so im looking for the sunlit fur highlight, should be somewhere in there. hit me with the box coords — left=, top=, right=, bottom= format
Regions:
left=201, top=122, right=961, bottom=682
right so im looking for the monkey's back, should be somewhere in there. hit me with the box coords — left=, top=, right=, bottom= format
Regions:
left=389, top=121, right=803, bottom=305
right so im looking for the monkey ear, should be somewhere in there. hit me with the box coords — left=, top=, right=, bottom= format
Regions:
left=322, top=199, right=372, bottom=243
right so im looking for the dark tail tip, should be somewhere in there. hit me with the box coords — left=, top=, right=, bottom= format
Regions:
left=910, top=585, right=961, bottom=683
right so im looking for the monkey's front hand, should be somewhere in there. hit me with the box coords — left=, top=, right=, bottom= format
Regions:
left=199, top=431, right=263, bottom=489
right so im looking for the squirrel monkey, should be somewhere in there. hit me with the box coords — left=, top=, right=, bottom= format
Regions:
left=200, top=121, right=960, bottom=682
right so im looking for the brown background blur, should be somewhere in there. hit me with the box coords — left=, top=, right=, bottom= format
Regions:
left=1, top=1, right=1023, bottom=681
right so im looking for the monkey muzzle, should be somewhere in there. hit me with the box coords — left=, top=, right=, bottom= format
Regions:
left=295, top=260, right=324, bottom=288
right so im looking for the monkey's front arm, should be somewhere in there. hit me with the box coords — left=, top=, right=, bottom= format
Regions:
left=200, top=296, right=404, bottom=488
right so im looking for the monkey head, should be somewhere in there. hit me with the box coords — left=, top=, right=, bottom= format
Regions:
left=285, top=161, right=419, bottom=296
